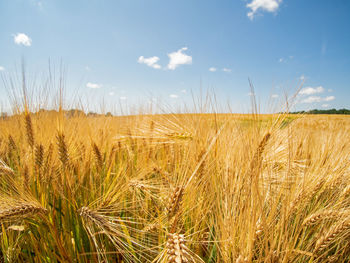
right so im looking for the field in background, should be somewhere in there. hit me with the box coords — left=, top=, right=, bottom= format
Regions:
left=0, top=111, right=350, bottom=262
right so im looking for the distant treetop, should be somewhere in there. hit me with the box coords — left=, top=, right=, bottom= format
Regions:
left=290, top=109, right=350, bottom=115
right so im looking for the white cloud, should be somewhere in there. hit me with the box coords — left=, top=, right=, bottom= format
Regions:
left=86, top=82, right=101, bottom=89
left=279, top=58, right=284, bottom=63
left=13, top=33, right=32, bottom=46
left=322, top=104, right=330, bottom=108
left=120, top=96, right=127, bottom=100
left=302, top=95, right=335, bottom=104
left=209, top=67, right=217, bottom=72
left=299, top=86, right=324, bottom=95
left=328, top=89, right=333, bottom=92
left=170, top=94, right=178, bottom=98
left=181, top=89, right=187, bottom=93
left=324, top=96, right=335, bottom=102
left=0, top=66, right=5, bottom=71
left=109, top=92, right=115, bottom=96
left=138, top=56, right=161, bottom=69
left=222, top=68, right=232, bottom=73
left=247, top=0, right=282, bottom=20
left=167, top=47, right=192, bottom=70
left=271, top=94, right=279, bottom=98
left=302, top=96, right=321, bottom=103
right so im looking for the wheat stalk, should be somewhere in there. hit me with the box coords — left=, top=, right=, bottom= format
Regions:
left=23, top=165, right=29, bottom=189
left=340, top=185, right=350, bottom=199
left=290, top=179, right=325, bottom=214
left=79, top=206, right=151, bottom=262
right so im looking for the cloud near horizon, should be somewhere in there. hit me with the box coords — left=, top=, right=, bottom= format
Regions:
left=13, top=33, right=32, bottom=46
left=247, top=0, right=282, bottom=20
left=302, top=95, right=335, bottom=104
left=167, top=47, right=192, bottom=70
left=86, top=82, right=102, bottom=89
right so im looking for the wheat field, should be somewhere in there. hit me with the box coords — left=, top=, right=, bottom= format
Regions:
left=0, top=108, right=350, bottom=262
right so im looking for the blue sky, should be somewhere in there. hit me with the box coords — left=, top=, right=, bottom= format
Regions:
left=1, top=0, right=349, bottom=113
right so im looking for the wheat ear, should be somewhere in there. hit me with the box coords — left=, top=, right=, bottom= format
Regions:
left=0, top=160, right=15, bottom=177
left=167, top=186, right=184, bottom=219
left=25, top=114, right=35, bottom=148
left=0, top=204, right=47, bottom=222
left=250, top=132, right=271, bottom=171
left=92, top=142, right=103, bottom=169
left=79, top=206, right=108, bottom=227
left=166, top=233, right=204, bottom=263
left=35, top=144, right=44, bottom=168
left=314, top=218, right=350, bottom=255
left=56, top=132, right=69, bottom=166
left=235, top=255, right=248, bottom=263
left=8, top=135, right=17, bottom=151
left=303, top=210, right=348, bottom=226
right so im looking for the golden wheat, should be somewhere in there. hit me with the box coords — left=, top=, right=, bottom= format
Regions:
left=0, top=108, right=349, bottom=262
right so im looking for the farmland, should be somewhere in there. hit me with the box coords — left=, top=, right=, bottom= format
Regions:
left=1, top=110, right=350, bottom=262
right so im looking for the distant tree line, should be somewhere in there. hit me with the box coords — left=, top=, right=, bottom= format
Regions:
left=290, top=108, right=350, bottom=115
left=0, top=109, right=114, bottom=120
